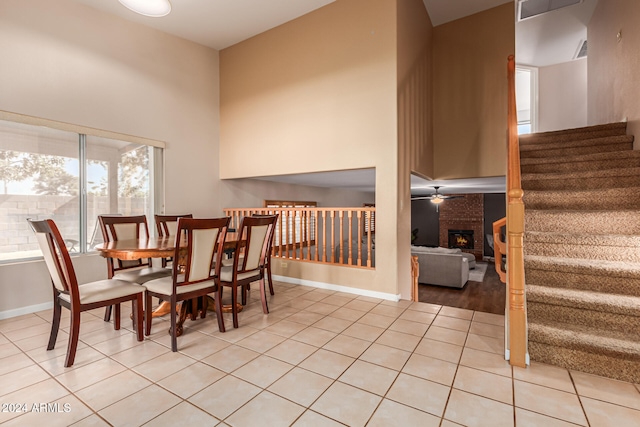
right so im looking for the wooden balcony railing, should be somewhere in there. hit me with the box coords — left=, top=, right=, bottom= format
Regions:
left=501, top=54, right=528, bottom=368
left=223, top=207, right=375, bottom=269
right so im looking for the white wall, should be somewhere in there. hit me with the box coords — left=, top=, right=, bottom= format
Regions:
left=538, top=58, right=587, bottom=132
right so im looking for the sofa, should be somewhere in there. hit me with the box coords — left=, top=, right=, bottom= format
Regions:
left=411, top=246, right=473, bottom=288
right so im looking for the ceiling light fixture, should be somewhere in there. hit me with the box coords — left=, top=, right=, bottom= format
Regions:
left=430, top=197, right=444, bottom=204
left=118, top=0, right=172, bottom=17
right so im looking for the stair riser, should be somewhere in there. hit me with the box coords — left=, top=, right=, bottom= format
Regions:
left=524, top=267, right=640, bottom=296
left=525, top=242, right=640, bottom=262
left=521, top=157, right=640, bottom=174
left=527, top=302, right=638, bottom=335
left=523, top=193, right=640, bottom=210
left=528, top=341, right=640, bottom=383
left=525, top=211, right=640, bottom=234
left=522, top=175, right=640, bottom=191
left=519, top=124, right=628, bottom=146
left=520, top=142, right=631, bottom=159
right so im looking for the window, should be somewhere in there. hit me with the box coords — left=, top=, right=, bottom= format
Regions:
left=516, top=66, right=538, bottom=135
left=0, top=116, right=163, bottom=262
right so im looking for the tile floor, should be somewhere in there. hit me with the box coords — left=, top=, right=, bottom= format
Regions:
left=1, top=281, right=639, bottom=426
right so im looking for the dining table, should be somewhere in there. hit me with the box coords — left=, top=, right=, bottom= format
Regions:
left=94, top=232, right=242, bottom=336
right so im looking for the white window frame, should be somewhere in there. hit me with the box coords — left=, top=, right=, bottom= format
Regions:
left=515, top=65, right=539, bottom=134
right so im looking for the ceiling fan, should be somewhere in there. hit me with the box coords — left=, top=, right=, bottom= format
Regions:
left=411, top=186, right=463, bottom=210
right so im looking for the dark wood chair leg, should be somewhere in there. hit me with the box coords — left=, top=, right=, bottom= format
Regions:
left=65, top=310, right=81, bottom=367
left=231, top=284, right=239, bottom=328
left=114, top=303, right=121, bottom=330
left=267, top=262, right=274, bottom=296
left=241, top=284, right=247, bottom=305
left=134, top=295, right=144, bottom=341
left=104, top=305, right=112, bottom=322
left=214, top=292, right=225, bottom=333
left=47, top=299, right=62, bottom=351
left=145, top=293, right=153, bottom=336
left=259, top=278, right=269, bottom=314
left=170, top=298, right=178, bottom=352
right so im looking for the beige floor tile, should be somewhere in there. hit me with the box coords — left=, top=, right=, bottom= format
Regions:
left=0, top=364, right=51, bottom=398
left=90, top=333, right=144, bottom=357
left=300, top=290, right=333, bottom=302
left=227, top=391, right=306, bottom=427
left=439, top=306, right=474, bottom=320
left=268, top=367, right=334, bottom=407
left=360, top=343, right=411, bottom=371
left=469, top=321, right=503, bottom=339
left=402, top=353, right=458, bottom=386
left=99, top=384, right=181, bottom=426
left=399, top=309, right=437, bottom=324
left=0, top=352, right=35, bottom=376
left=38, top=347, right=109, bottom=376
left=189, top=375, right=261, bottom=420
left=0, top=315, right=49, bottom=334
left=56, top=357, right=127, bottom=392
left=71, top=414, right=112, bottom=426
left=3, top=394, right=93, bottom=427
left=424, top=325, right=467, bottom=346
left=356, top=295, right=383, bottom=303
left=233, top=354, right=294, bottom=388
left=432, top=315, right=471, bottom=332
left=388, top=318, right=430, bottom=337
left=581, top=396, right=640, bottom=427
left=75, top=370, right=151, bottom=410
left=369, top=304, right=406, bottom=318
left=465, top=333, right=504, bottom=355
left=176, top=335, right=231, bottom=360
left=320, top=294, right=354, bottom=307
left=143, top=401, right=220, bottom=426
left=201, top=344, right=259, bottom=373
left=322, top=334, right=371, bottom=358
left=440, top=420, right=465, bottom=427
left=514, top=379, right=587, bottom=425
left=414, top=337, right=464, bottom=363
left=512, top=361, right=575, bottom=393
left=236, top=329, right=287, bottom=353
left=263, top=319, right=309, bottom=337
left=311, top=381, right=381, bottom=427
left=453, top=365, right=513, bottom=404
left=341, top=322, right=385, bottom=342
left=3, top=322, right=53, bottom=342
left=13, top=330, right=67, bottom=353
left=265, top=339, right=318, bottom=365
left=571, top=370, right=640, bottom=410
left=109, top=339, right=170, bottom=368
left=368, top=398, right=441, bottom=427
left=213, top=325, right=260, bottom=344
left=292, top=410, right=344, bottom=426
left=460, top=347, right=512, bottom=378
left=375, top=330, right=421, bottom=352
left=312, top=316, right=353, bottom=333
left=339, top=360, right=398, bottom=396
left=472, top=311, right=505, bottom=326
left=299, top=348, right=355, bottom=379
left=324, top=307, right=365, bottom=322
left=0, top=345, right=28, bottom=363
left=157, top=361, right=225, bottom=398
left=515, top=407, right=583, bottom=427
left=132, top=350, right=196, bottom=382
left=444, top=388, right=514, bottom=427
left=342, top=299, right=378, bottom=312
left=386, top=372, right=450, bottom=417
left=306, top=302, right=339, bottom=316
left=78, top=324, right=128, bottom=346
left=291, top=326, right=337, bottom=347
left=0, top=378, right=69, bottom=424
left=357, top=312, right=396, bottom=329
left=408, top=302, right=442, bottom=314
left=380, top=299, right=413, bottom=309
left=285, top=311, right=326, bottom=325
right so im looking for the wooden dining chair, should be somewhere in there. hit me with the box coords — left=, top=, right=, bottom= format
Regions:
left=98, top=215, right=171, bottom=321
left=218, top=215, right=278, bottom=328
left=144, top=217, right=230, bottom=351
left=28, top=219, right=144, bottom=367
left=154, top=214, right=193, bottom=267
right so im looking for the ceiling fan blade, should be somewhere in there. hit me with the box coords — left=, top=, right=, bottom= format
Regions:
left=411, top=196, right=433, bottom=201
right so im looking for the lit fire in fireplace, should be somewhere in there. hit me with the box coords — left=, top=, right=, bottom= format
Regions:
left=456, top=236, right=468, bottom=247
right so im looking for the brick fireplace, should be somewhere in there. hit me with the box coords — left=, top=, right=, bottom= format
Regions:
left=438, top=194, right=484, bottom=261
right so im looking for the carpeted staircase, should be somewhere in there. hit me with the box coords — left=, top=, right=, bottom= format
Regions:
left=519, top=122, right=640, bottom=383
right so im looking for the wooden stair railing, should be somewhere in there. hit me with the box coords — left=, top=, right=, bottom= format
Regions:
left=504, top=54, right=528, bottom=368
left=493, top=217, right=506, bottom=283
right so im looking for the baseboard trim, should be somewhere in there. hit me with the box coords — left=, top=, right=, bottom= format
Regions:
left=272, top=275, right=401, bottom=302
left=0, top=301, right=53, bottom=320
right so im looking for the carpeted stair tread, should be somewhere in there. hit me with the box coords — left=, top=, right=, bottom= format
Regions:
left=520, top=138, right=632, bottom=159
left=528, top=321, right=640, bottom=360
left=524, top=232, right=640, bottom=262
left=521, top=149, right=640, bottom=173
left=521, top=166, right=640, bottom=191
left=525, top=209, right=640, bottom=234
left=523, top=187, right=640, bottom=210
left=520, top=134, right=633, bottom=153
left=526, top=284, right=640, bottom=316
left=524, top=254, right=640, bottom=278
left=519, top=122, right=628, bottom=146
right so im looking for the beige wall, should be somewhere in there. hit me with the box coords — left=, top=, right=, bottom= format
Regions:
left=432, top=3, right=514, bottom=179
left=0, top=0, right=221, bottom=315
left=539, top=59, right=588, bottom=132
left=220, top=0, right=406, bottom=297
left=588, top=0, right=640, bottom=146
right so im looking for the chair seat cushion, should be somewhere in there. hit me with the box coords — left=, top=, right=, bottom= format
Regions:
left=59, top=279, right=144, bottom=305
left=219, top=266, right=260, bottom=283
left=144, top=276, right=217, bottom=296
left=115, top=267, right=171, bottom=284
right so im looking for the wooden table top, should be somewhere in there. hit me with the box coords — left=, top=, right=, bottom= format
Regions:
left=94, top=232, right=241, bottom=261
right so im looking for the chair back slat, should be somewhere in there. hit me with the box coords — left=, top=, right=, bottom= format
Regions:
left=188, top=228, right=219, bottom=281
left=235, top=215, right=278, bottom=273
left=28, top=219, right=77, bottom=297
left=244, top=225, right=269, bottom=270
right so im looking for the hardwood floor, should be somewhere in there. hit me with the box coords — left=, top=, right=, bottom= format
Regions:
left=417, top=261, right=505, bottom=315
